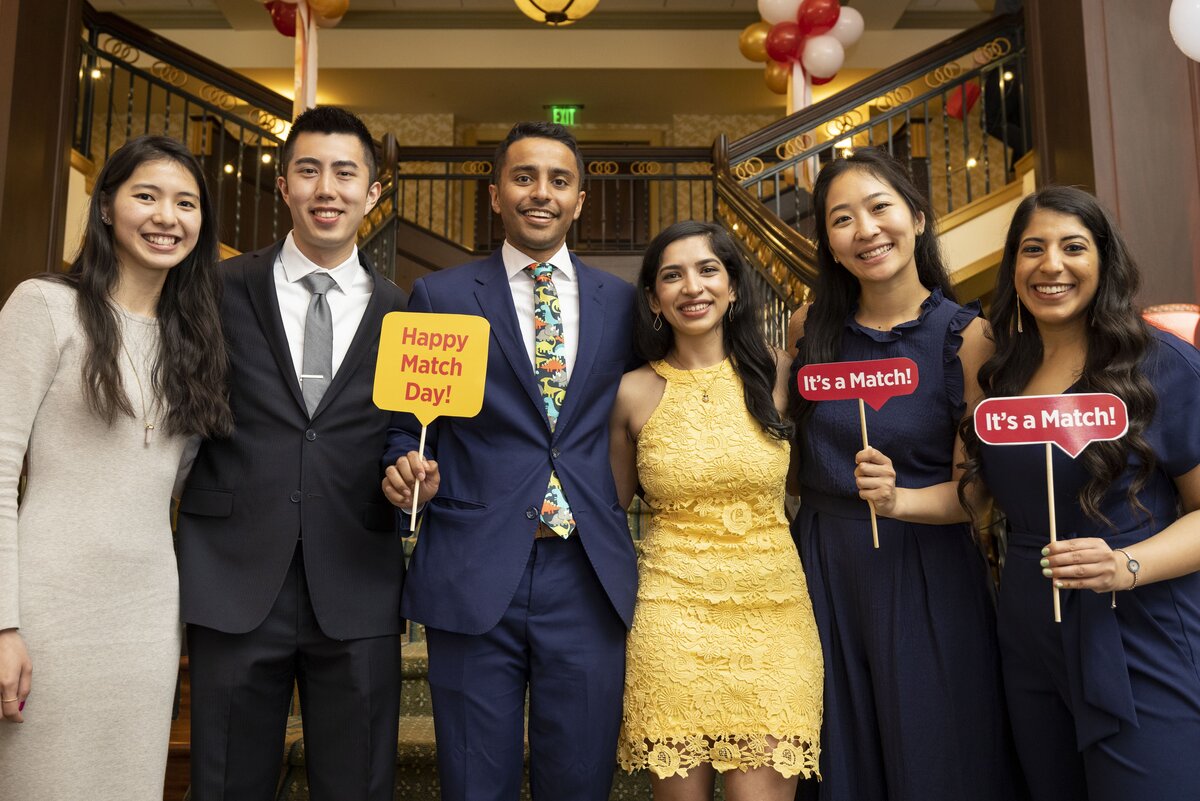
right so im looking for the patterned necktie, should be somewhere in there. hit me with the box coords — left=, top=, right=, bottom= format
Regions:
left=527, top=262, right=575, bottom=538
left=300, top=271, right=337, bottom=416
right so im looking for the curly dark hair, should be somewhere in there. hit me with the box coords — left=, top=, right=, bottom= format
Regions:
left=635, top=220, right=790, bottom=440
left=792, top=147, right=955, bottom=436
left=50, top=135, right=232, bottom=438
left=958, top=186, right=1157, bottom=525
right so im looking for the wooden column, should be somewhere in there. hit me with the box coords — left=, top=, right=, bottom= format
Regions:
left=1026, top=0, right=1200, bottom=306
left=0, top=0, right=82, bottom=302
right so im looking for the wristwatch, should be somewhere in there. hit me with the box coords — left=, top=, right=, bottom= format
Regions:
left=1114, top=548, right=1140, bottom=590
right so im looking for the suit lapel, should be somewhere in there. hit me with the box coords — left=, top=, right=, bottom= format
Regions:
left=554, top=258, right=604, bottom=437
left=244, top=242, right=307, bottom=415
left=311, top=252, right=388, bottom=420
left=474, top=255, right=546, bottom=424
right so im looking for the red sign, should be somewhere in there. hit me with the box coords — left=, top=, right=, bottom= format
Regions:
left=974, top=393, right=1128, bottom=458
left=796, top=357, right=919, bottom=411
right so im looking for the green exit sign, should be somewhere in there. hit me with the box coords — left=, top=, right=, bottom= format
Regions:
left=548, top=105, right=582, bottom=126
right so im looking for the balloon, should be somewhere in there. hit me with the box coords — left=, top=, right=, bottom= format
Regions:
left=828, top=6, right=865, bottom=47
left=265, top=0, right=297, bottom=36
left=766, top=21, right=804, bottom=63
left=798, top=0, right=840, bottom=36
left=1170, top=0, right=1200, bottom=61
left=811, top=75, right=833, bottom=86
left=945, top=82, right=981, bottom=120
left=739, top=21, right=772, bottom=62
left=314, top=12, right=344, bottom=28
left=758, top=0, right=803, bottom=25
left=764, top=59, right=790, bottom=94
left=308, top=0, right=348, bottom=18
left=801, top=34, right=844, bottom=79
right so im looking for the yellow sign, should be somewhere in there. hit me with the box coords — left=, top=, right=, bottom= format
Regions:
left=373, top=312, right=491, bottom=426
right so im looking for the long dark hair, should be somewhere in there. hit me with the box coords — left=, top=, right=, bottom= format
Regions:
left=793, top=147, right=954, bottom=434
left=635, top=220, right=789, bottom=440
left=51, top=135, right=232, bottom=438
left=959, top=186, right=1156, bottom=525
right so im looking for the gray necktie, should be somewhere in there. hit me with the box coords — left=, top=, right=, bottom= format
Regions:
left=300, top=271, right=337, bottom=416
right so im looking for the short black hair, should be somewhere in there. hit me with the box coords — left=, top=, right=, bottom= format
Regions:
left=492, top=121, right=584, bottom=184
left=280, top=106, right=377, bottom=183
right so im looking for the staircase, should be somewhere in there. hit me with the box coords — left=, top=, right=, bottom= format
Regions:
left=66, top=5, right=1032, bottom=800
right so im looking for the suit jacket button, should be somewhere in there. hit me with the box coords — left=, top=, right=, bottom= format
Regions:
left=290, top=491, right=302, bottom=503
left=551, top=448, right=560, bottom=459
left=305, top=429, right=317, bottom=441
left=525, top=507, right=537, bottom=519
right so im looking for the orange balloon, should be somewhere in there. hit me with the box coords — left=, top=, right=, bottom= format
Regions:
left=764, top=59, right=790, bottom=95
left=307, top=0, right=348, bottom=18
left=314, top=12, right=343, bottom=28
left=739, top=21, right=772, bottom=63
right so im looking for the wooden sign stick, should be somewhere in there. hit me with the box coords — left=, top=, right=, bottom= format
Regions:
left=859, top=398, right=880, bottom=549
left=409, top=424, right=428, bottom=533
left=1046, top=442, right=1061, bottom=623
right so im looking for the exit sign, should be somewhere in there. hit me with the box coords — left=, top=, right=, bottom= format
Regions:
left=547, top=105, right=582, bottom=125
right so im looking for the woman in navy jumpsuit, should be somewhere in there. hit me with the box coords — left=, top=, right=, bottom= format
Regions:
left=963, top=186, right=1200, bottom=800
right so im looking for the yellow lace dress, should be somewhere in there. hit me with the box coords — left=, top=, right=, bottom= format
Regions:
left=617, top=359, right=822, bottom=780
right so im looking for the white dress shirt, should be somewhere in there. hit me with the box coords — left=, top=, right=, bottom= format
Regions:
left=274, top=231, right=374, bottom=383
left=501, top=240, right=580, bottom=383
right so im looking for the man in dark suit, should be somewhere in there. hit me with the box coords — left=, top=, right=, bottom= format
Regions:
left=178, top=106, right=407, bottom=801
left=382, top=121, right=638, bottom=801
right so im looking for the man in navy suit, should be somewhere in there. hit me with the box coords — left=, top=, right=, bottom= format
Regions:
left=383, top=121, right=637, bottom=801
left=179, top=106, right=407, bottom=801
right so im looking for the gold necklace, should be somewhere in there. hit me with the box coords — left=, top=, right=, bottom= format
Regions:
left=120, top=337, right=158, bottom=446
left=667, top=356, right=724, bottom=403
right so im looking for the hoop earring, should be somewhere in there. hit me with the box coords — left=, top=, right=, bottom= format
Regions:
left=652, top=313, right=662, bottom=332
left=1015, top=295, right=1024, bottom=334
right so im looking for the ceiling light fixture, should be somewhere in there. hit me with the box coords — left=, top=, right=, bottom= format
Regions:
left=514, top=0, right=599, bottom=28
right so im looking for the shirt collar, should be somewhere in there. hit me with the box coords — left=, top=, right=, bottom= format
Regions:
left=280, top=231, right=362, bottom=293
left=501, top=240, right=575, bottom=283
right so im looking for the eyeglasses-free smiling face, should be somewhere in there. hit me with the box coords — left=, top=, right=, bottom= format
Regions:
left=103, top=158, right=202, bottom=281
left=1013, top=208, right=1100, bottom=333
left=648, top=234, right=736, bottom=339
left=277, top=131, right=381, bottom=268
left=489, top=136, right=585, bottom=263
left=823, top=168, right=925, bottom=287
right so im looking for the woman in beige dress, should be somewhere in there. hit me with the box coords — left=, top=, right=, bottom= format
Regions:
left=0, top=135, right=232, bottom=800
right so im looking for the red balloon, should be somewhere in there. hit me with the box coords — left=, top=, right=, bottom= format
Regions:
left=946, top=81, right=981, bottom=120
left=765, top=21, right=804, bottom=63
left=265, top=0, right=297, bottom=38
left=798, top=0, right=840, bottom=37
left=811, top=74, right=834, bottom=86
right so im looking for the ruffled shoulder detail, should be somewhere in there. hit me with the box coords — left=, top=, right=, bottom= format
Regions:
left=844, top=287, right=946, bottom=343
left=942, top=299, right=982, bottom=417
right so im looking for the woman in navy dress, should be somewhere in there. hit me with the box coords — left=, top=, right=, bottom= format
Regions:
left=960, top=186, right=1200, bottom=800
left=787, top=148, right=1023, bottom=801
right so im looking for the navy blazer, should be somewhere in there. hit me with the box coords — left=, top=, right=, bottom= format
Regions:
left=178, top=241, right=408, bottom=640
left=386, top=249, right=639, bottom=635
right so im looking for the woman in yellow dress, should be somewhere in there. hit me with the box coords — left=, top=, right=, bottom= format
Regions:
left=611, top=221, right=823, bottom=800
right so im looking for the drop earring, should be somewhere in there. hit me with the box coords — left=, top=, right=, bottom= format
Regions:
left=653, top=313, right=662, bottom=332
left=727, top=301, right=736, bottom=321
left=1015, top=295, right=1024, bottom=334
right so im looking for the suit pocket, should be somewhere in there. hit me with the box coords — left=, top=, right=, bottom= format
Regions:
left=362, top=501, right=398, bottom=532
left=428, top=495, right=487, bottom=511
left=179, top=488, right=234, bottom=518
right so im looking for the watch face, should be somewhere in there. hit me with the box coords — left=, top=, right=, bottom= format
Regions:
left=1128, top=558, right=1141, bottom=573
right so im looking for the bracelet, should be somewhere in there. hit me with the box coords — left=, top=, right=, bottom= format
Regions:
left=1114, top=548, right=1140, bottom=590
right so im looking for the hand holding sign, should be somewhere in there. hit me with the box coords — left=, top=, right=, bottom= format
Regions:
left=797, top=357, right=919, bottom=547
left=374, top=312, right=490, bottom=531
left=974, top=393, right=1129, bottom=621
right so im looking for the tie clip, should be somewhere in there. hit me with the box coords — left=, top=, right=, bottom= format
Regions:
left=300, top=373, right=326, bottom=380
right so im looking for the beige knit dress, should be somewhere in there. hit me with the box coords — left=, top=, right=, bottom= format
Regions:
left=0, top=279, right=186, bottom=800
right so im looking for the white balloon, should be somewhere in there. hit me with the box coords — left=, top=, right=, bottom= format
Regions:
left=758, top=0, right=803, bottom=26
left=829, top=6, right=865, bottom=48
left=802, top=34, right=845, bottom=79
left=1170, top=0, right=1200, bottom=61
